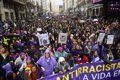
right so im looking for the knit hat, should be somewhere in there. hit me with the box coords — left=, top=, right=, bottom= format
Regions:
left=37, top=28, right=42, bottom=31
left=58, top=57, right=65, bottom=63
left=57, top=47, right=63, bottom=52
left=44, top=48, right=50, bottom=54
left=20, top=52, right=25, bottom=56
left=26, top=56, right=31, bottom=60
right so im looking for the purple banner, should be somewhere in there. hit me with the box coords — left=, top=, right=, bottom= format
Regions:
left=40, top=60, right=120, bottom=80
left=92, top=0, right=102, bottom=4
left=107, top=1, right=120, bottom=12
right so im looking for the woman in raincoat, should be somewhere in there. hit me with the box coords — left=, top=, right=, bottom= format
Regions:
left=37, top=49, right=57, bottom=76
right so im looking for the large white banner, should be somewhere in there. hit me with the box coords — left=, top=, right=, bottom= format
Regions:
left=97, top=33, right=105, bottom=43
left=38, top=33, right=50, bottom=46
left=58, top=33, right=67, bottom=44
left=107, top=35, right=114, bottom=44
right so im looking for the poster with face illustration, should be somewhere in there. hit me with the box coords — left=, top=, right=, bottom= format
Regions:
left=38, top=33, right=50, bottom=46
left=58, top=33, right=67, bottom=44
left=97, top=33, right=105, bottom=43
left=107, top=35, right=114, bottom=44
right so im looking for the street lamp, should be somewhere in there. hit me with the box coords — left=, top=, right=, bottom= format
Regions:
left=49, top=0, right=52, bottom=12
left=85, top=7, right=88, bottom=17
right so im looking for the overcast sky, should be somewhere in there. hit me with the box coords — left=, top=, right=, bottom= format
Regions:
left=52, top=0, right=63, bottom=5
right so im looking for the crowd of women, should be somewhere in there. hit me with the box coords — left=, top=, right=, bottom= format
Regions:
left=0, top=16, right=120, bottom=80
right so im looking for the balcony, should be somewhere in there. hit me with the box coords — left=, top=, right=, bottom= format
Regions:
left=12, top=0, right=27, bottom=5
left=77, top=0, right=90, bottom=5
left=77, top=0, right=84, bottom=5
left=26, top=0, right=36, bottom=7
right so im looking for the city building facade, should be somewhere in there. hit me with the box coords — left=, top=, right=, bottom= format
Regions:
left=76, top=0, right=103, bottom=18
left=0, top=0, right=28, bottom=21
left=0, top=0, right=41, bottom=21
left=63, top=0, right=78, bottom=13
left=40, top=0, right=49, bottom=13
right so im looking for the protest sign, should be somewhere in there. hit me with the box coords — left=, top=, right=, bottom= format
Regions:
left=107, top=35, right=114, bottom=44
left=80, top=20, right=85, bottom=23
left=58, top=33, right=67, bottom=44
left=97, top=33, right=105, bottom=43
left=38, top=33, right=50, bottom=46
left=41, top=60, right=120, bottom=80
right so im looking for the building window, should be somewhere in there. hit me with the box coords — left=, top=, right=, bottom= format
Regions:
left=20, top=13, right=23, bottom=19
left=9, top=5, right=14, bottom=9
left=10, top=12, right=14, bottom=21
left=93, top=9, right=95, bottom=16
left=100, top=7, right=103, bottom=15
left=4, top=3, right=9, bottom=9
left=23, top=14, right=25, bottom=19
left=96, top=8, right=99, bottom=16
left=5, top=12, right=9, bottom=20
left=19, top=6, right=24, bottom=11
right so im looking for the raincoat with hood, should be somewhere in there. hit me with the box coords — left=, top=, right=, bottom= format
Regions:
left=37, top=49, right=57, bottom=76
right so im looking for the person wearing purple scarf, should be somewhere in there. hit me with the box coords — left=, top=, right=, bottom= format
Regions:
left=92, top=42, right=108, bottom=63
left=28, top=38, right=37, bottom=47
left=91, top=50, right=100, bottom=63
left=63, top=44, right=70, bottom=53
left=16, top=40, right=25, bottom=51
left=72, top=44, right=84, bottom=56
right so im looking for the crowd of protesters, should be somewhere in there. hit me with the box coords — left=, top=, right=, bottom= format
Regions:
left=0, top=16, right=120, bottom=80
